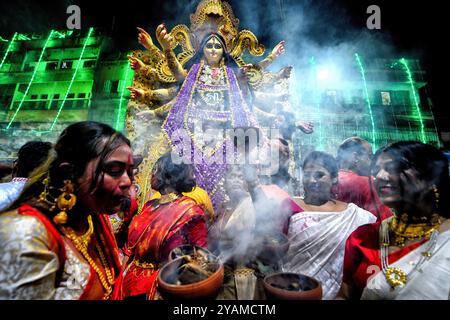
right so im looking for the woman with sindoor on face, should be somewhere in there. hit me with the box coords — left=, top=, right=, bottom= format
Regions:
left=339, top=141, right=450, bottom=300
left=0, top=121, right=133, bottom=299
left=281, top=151, right=376, bottom=299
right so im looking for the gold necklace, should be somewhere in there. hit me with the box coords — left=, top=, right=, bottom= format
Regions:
left=61, top=216, right=115, bottom=300
left=389, top=215, right=442, bottom=247
left=380, top=218, right=440, bottom=289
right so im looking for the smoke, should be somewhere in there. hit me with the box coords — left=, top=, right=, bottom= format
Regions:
left=214, top=164, right=293, bottom=266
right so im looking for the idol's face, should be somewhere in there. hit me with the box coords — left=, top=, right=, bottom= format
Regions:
left=203, top=36, right=224, bottom=66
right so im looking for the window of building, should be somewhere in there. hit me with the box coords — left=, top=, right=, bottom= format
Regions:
left=392, top=91, right=411, bottom=105
left=60, top=60, right=73, bottom=70
left=46, top=61, right=59, bottom=70
left=67, top=93, right=75, bottom=99
left=41, top=94, right=48, bottom=100
left=0, top=95, right=12, bottom=110
left=103, top=80, right=111, bottom=93
left=76, top=100, right=85, bottom=108
left=65, top=100, right=74, bottom=108
left=323, top=90, right=339, bottom=105
left=83, top=60, right=96, bottom=68
left=18, top=84, right=27, bottom=93
left=111, top=80, right=120, bottom=93
left=78, top=93, right=86, bottom=99
left=30, top=94, right=38, bottom=100
left=23, top=63, right=35, bottom=72
left=50, top=100, right=59, bottom=109
left=381, top=91, right=391, bottom=106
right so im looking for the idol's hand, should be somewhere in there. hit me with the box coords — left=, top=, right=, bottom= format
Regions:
left=277, top=66, right=293, bottom=79
left=127, top=86, right=144, bottom=100
left=271, top=40, right=285, bottom=58
left=136, top=27, right=154, bottom=50
left=296, top=121, right=314, bottom=134
left=128, top=55, right=145, bottom=71
left=241, top=64, right=258, bottom=81
left=156, top=23, right=173, bottom=50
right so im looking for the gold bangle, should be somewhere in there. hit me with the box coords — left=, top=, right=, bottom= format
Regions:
left=133, top=259, right=159, bottom=269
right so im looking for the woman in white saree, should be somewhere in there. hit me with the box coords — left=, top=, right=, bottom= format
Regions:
left=282, top=151, right=376, bottom=299
left=340, top=141, right=450, bottom=300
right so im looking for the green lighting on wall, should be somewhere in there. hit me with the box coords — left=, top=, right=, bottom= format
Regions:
left=6, top=30, right=54, bottom=130
left=115, top=60, right=131, bottom=131
left=0, top=32, right=17, bottom=70
left=54, top=30, right=74, bottom=39
left=355, top=53, right=377, bottom=149
left=399, top=58, right=426, bottom=143
left=49, top=27, right=94, bottom=131
left=17, top=33, right=31, bottom=41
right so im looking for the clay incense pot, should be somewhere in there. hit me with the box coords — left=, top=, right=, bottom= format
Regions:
left=263, top=272, right=322, bottom=300
left=158, top=250, right=224, bottom=300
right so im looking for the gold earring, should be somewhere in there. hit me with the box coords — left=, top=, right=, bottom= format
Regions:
left=220, top=57, right=225, bottom=67
left=432, top=184, right=439, bottom=208
left=53, top=180, right=77, bottom=225
left=39, top=175, right=57, bottom=212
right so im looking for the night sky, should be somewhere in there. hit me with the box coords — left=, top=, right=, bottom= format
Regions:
left=0, top=0, right=448, bottom=137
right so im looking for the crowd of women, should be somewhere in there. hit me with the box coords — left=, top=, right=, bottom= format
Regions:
left=0, top=25, right=448, bottom=300
left=0, top=119, right=448, bottom=300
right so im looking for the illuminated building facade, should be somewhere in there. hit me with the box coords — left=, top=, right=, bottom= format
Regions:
left=0, top=29, right=131, bottom=161
left=293, top=55, right=441, bottom=158
left=0, top=28, right=442, bottom=163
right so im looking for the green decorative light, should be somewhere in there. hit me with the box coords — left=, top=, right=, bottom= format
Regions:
left=6, top=30, right=54, bottom=130
left=115, top=60, right=131, bottom=131
left=17, top=33, right=31, bottom=41
left=399, top=58, right=426, bottom=143
left=355, top=53, right=377, bottom=149
left=0, top=32, right=17, bottom=70
left=50, top=27, right=94, bottom=131
left=54, top=30, right=74, bottom=39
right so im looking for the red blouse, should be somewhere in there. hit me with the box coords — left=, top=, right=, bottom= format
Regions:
left=342, top=221, right=426, bottom=299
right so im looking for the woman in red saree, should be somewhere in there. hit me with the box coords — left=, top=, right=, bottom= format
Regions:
left=116, top=153, right=208, bottom=299
left=0, top=122, right=131, bottom=299
left=340, top=141, right=450, bottom=299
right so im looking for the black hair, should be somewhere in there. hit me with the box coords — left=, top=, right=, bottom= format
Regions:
left=336, top=137, right=371, bottom=168
left=372, top=141, right=450, bottom=217
left=151, top=153, right=196, bottom=193
left=15, top=141, right=52, bottom=178
left=302, top=151, right=338, bottom=179
left=9, top=121, right=130, bottom=213
left=51, top=121, right=131, bottom=193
